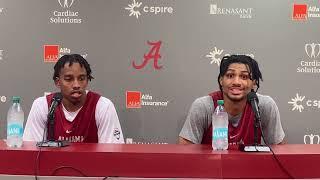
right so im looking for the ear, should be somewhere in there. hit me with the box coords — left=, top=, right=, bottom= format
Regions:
left=219, top=76, right=223, bottom=86
left=54, top=77, right=61, bottom=88
left=251, top=80, right=257, bottom=90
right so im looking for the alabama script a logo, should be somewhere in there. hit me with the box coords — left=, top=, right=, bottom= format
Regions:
left=132, top=41, right=162, bottom=70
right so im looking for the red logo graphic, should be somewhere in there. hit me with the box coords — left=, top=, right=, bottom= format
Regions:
left=132, top=41, right=162, bottom=70
left=126, top=91, right=141, bottom=108
left=293, top=4, right=307, bottom=20
left=44, top=45, right=59, bottom=62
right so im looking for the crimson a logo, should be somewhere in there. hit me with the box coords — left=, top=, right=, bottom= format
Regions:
left=132, top=41, right=163, bottom=70
left=58, top=0, right=75, bottom=8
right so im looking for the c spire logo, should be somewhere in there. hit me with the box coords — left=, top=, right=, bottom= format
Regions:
left=58, top=0, right=75, bottom=8
left=0, top=96, right=6, bottom=103
left=124, top=0, right=173, bottom=19
left=288, top=93, right=320, bottom=112
left=125, top=0, right=142, bottom=19
left=132, top=41, right=163, bottom=70
left=305, top=43, right=320, bottom=58
left=206, top=46, right=254, bottom=66
left=288, top=93, right=305, bottom=112
left=206, top=47, right=224, bottom=66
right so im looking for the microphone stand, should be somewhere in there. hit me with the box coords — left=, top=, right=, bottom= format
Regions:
left=240, top=113, right=270, bottom=152
left=36, top=104, right=69, bottom=148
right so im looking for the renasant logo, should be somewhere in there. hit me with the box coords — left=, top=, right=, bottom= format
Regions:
left=209, top=4, right=253, bottom=19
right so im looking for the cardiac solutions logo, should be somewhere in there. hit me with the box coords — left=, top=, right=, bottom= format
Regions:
left=0, top=49, right=3, bottom=61
left=49, top=0, right=82, bottom=24
left=125, top=0, right=173, bottom=19
left=292, top=4, right=320, bottom=21
left=288, top=93, right=320, bottom=112
left=304, top=134, right=320, bottom=144
left=206, top=46, right=254, bottom=66
left=297, top=43, right=320, bottom=74
left=126, top=91, right=169, bottom=108
left=43, top=45, right=88, bottom=62
left=209, top=4, right=253, bottom=19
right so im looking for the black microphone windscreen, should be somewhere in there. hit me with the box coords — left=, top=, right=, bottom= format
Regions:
left=53, top=92, right=63, bottom=102
left=247, top=91, right=258, bottom=103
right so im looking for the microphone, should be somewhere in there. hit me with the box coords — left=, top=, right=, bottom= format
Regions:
left=247, top=91, right=260, bottom=120
left=48, top=92, right=63, bottom=141
left=48, top=92, right=63, bottom=119
left=239, top=91, right=270, bottom=152
left=37, top=92, right=69, bottom=147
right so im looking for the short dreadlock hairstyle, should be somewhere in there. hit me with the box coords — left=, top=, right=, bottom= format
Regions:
left=53, top=54, right=94, bottom=81
left=218, top=55, right=263, bottom=92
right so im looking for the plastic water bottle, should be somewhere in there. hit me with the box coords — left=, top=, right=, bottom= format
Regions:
left=6, top=96, right=24, bottom=148
left=212, top=100, right=228, bottom=150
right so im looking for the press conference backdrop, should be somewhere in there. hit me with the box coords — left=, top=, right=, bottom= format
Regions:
left=0, top=0, right=319, bottom=144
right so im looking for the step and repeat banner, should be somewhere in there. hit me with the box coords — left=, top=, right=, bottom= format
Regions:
left=0, top=0, right=319, bottom=144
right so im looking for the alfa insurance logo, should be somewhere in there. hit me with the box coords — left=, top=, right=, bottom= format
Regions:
left=125, top=0, right=173, bottom=19
left=49, top=0, right=82, bottom=24
left=288, top=93, right=320, bottom=112
left=209, top=4, right=253, bottom=19
left=43, top=45, right=88, bottom=62
left=44, top=45, right=72, bottom=62
left=206, top=46, right=254, bottom=66
left=297, top=43, right=320, bottom=74
left=292, top=4, right=320, bottom=21
left=126, top=91, right=169, bottom=108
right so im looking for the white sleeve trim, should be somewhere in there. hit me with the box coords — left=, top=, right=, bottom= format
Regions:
left=95, top=97, right=124, bottom=144
left=23, top=96, right=48, bottom=142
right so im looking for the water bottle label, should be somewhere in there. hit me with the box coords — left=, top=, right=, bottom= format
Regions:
left=213, top=127, right=228, bottom=140
left=7, top=123, right=23, bottom=137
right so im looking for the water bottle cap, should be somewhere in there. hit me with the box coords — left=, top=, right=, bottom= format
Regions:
left=12, top=96, right=21, bottom=103
left=217, top=100, right=224, bottom=105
